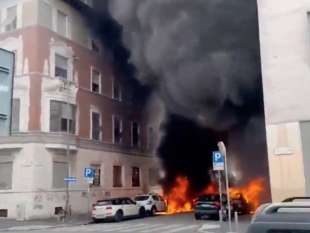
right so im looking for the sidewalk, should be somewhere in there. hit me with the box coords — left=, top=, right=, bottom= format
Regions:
left=0, top=214, right=91, bottom=232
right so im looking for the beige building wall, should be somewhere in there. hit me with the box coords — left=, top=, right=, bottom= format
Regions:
left=258, top=0, right=310, bottom=201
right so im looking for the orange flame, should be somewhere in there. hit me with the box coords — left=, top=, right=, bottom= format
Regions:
left=229, top=178, right=265, bottom=211
left=164, top=176, right=265, bottom=214
left=165, top=177, right=192, bottom=214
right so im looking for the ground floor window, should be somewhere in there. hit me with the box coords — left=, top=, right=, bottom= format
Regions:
left=113, top=165, right=122, bottom=187
left=132, top=167, right=140, bottom=187
left=0, top=162, right=13, bottom=190
left=91, top=164, right=101, bottom=187
left=53, top=162, right=68, bottom=188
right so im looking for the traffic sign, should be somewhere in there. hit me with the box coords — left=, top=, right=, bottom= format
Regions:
left=64, top=176, right=77, bottom=184
left=213, top=151, right=224, bottom=171
left=84, top=168, right=95, bottom=178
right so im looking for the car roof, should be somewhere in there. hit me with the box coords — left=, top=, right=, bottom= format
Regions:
left=97, top=197, right=131, bottom=202
left=252, top=202, right=310, bottom=224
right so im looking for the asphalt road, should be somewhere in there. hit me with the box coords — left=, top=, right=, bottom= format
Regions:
left=5, top=213, right=251, bottom=233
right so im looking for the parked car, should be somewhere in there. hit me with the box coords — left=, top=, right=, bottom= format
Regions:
left=194, top=194, right=232, bottom=220
left=91, top=197, right=146, bottom=222
left=247, top=202, right=310, bottom=233
left=231, top=192, right=252, bottom=215
left=134, top=193, right=167, bottom=215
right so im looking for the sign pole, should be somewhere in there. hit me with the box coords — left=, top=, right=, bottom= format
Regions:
left=218, top=170, right=223, bottom=223
left=87, top=184, right=91, bottom=215
left=218, top=141, right=232, bottom=233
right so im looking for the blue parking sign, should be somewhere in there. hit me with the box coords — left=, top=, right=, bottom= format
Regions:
left=84, top=168, right=95, bottom=178
left=213, top=151, right=224, bottom=171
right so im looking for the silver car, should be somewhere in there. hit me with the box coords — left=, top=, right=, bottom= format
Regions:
left=247, top=202, right=310, bottom=233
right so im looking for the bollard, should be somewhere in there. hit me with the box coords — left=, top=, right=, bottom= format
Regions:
left=219, top=209, right=223, bottom=223
left=234, top=211, right=239, bottom=233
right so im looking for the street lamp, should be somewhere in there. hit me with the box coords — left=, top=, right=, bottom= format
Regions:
left=217, top=141, right=232, bottom=232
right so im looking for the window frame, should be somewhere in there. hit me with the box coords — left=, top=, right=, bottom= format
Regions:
left=132, top=167, right=141, bottom=187
left=131, top=121, right=141, bottom=148
left=54, top=53, right=69, bottom=80
left=52, top=161, right=68, bottom=189
left=0, top=162, right=13, bottom=190
left=90, top=109, right=102, bottom=141
left=4, top=5, right=17, bottom=32
left=112, top=78, right=122, bottom=101
left=90, top=164, right=101, bottom=187
left=90, top=67, right=101, bottom=94
left=113, top=165, right=123, bottom=188
left=112, top=115, right=123, bottom=144
left=56, top=10, right=68, bottom=37
left=49, top=100, right=76, bottom=134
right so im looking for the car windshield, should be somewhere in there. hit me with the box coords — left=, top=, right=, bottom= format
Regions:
left=96, top=200, right=112, bottom=206
left=135, top=196, right=149, bottom=201
left=197, top=195, right=220, bottom=202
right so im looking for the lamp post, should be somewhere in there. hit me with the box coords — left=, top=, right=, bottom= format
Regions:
left=217, top=141, right=232, bottom=232
left=61, top=79, right=71, bottom=219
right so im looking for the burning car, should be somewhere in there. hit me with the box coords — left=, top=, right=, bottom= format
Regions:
left=194, top=194, right=231, bottom=220
left=231, top=192, right=252, bottom=215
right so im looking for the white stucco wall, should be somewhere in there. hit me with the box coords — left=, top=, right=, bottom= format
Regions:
left=258, top=0, right=310, bottom=201
left=0, top=142, right=157, bottom=219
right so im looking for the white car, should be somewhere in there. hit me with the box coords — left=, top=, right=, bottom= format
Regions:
left=134, top=194, right=167, bottom=215
left=92, top=197, right=146, bottom=222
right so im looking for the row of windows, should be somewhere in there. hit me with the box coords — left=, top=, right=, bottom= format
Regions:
left=0, top=161, right=159, bottom=190
left=11, top=99, right=155, bottom=149
left=49, top=100, right=141, bottom=147
left=52, top=163, right=160, bottom=189
left=2, top=2, right=100, bottom=53
left=54, top=54, right=122, bottom=101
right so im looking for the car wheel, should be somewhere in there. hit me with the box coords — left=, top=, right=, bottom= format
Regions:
left=92, top=218, right=100, bottom=223
left=139, top=207, right=146, bottom=218
left=114, top=210, right=124, bottom=222
left=194, top=213, right=201, bottom=220
left=150, top=206, right=156, bottom=216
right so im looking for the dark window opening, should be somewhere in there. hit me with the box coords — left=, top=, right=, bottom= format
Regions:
left=113, top=166, right=122, bottom=187
left=91, top=164, right=101, bottom=186
left=91, top=112, right=101, bottom=140
left=0, top=209, right=8, bottom=218
left=132, top=167, right=140, bottom=187
left=113, top=81, right=122, bottom=101
left=91, top=69, right=100, bottom=93
left=54, top=207, right=64, bottom=215
left=113, top=116, right=122, bottom=144
left=132, top=122, right=140, bottom=147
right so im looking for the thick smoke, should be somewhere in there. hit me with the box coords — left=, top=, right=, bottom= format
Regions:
left=108, top=0, right=262, bottom=130
left=86, top=0, right=270, bottom=199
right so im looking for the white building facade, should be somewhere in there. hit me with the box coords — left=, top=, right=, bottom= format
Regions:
left=258, top=0, right=310, bottom=201
left=0, top=0, right=161, bottom=220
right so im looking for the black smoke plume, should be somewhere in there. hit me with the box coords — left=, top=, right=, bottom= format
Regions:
left=107, top=0, right=270, bottom=196
left=65, top=0, right=271, bottom=198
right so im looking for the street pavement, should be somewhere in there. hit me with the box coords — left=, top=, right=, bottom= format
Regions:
left=1, top=213, right=251, bottom=233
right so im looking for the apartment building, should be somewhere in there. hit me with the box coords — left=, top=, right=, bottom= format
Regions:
left=258, top=0, right=310, bottom=202
left=0, top=0, right=160, bottom=219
